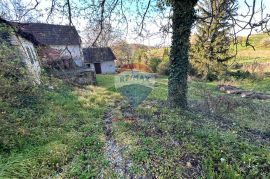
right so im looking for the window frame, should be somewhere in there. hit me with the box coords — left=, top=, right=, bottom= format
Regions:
left=26, top=46, right=35, bottom=64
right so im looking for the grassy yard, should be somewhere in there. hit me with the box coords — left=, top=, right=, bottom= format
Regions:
left=98, top=75, right=270, bottom=178
left=0, top=78, right=122, bottom=178
left=0, top=75, right=269, bottom=178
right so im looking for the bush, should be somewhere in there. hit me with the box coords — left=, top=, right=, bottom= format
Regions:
left=0, top=34, right=39, bottom=107
left=148, top=58, right=162, bottom=73
left=231, top=63, right=243, bottom=70
left=157, top=57, right=169, bottom=75
left=224, top=70, right=253, bottom=80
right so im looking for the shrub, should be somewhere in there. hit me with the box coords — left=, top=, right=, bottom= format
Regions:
left=157, top=57, right=169, bottom=75
left=148, top=58, right=162, bottom=73
left=0, top=26, right=39, bottom=107
left=231, top=63, right=243, bottom=70
left=224, top=70, right=253, bottom=80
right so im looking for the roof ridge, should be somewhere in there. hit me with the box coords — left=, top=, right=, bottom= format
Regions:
left=83, top=47, right=110, bottom=49
left=14, top=22, right=77, bottom=28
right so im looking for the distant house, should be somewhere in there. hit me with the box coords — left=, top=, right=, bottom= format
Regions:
left=83, top=47, right=116, bottom=74
left=1, top=18, right=98, bottom=85
left=11, top=22, right=85, bottom=67
left=0, top=18, right=41, bottom=84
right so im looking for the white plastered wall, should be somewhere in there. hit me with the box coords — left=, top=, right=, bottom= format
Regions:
left=101, top=61, right=116, bottom=74
left=10, top=35, right=41, bottom=84
left=50, top=45, right=84, bottom=67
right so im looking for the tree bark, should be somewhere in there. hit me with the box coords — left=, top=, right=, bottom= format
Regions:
left=168, top=0, right=198, bottom=109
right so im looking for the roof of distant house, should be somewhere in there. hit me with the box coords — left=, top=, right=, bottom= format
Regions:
left=83, top=47, right=116, bottom=63
left=11, top=22, right=81, bottom=45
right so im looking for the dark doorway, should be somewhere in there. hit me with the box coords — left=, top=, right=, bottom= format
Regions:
left=94, top=63, right=102, bottom=74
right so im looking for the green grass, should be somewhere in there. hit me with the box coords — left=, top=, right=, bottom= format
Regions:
left=96, top=74, right=116, bottom=91
left=237, top=33, right=270, bottom=51
left=107, top=75, right=270, bottom=178
left=233, top=33, right=270, bottom=69
left=236, top=77, right=270, bottom=93
left=0, top=78, right=121, bottom=178
left=1, top=74, right=269, bottom=178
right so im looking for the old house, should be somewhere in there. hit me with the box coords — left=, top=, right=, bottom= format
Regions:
left=12, top=22, right=85, bottom=67
left=1, top=18, right=98, bottom=85
left=7, top=20, right=96, bottom=85
left=0, top=18, right=41, bottom=84
left=83, top=47, right=116, bottom=74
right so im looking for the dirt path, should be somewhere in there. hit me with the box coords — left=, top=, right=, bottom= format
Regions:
left=103, top=99, right=156, bottom=178
left=103, top=108, right=133, bottom=178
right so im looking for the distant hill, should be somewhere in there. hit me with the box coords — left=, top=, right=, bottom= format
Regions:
left=129, top=43, right=155, bottom=51
left=236, top=33, right=270, bottom=62
left=111, top=33, right=269, bottom=64
left=238, top=33, right=270, bottom=50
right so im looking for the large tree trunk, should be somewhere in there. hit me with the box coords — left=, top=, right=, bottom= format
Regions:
left=168, top=0, right=198, bottom=109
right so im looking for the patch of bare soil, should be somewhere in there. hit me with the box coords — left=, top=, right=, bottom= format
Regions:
left=103, top=100, right=153, bottom=178
left=103, top=110, right=133, bottom=178
left=179, top=153, right=202, bottom=179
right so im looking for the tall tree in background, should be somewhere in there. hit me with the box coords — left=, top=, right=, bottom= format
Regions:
left=167, top=0, right=198, bottom=108
left=111, top=40, right=132, bottom=66
left=191, top=0, right=237, bottom=81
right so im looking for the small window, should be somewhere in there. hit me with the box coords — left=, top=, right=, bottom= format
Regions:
left=30, top=48, right=37, bottom=60
left=26, top=47, right=34, bottom=64
left=86, top=63, right=91, bottom=68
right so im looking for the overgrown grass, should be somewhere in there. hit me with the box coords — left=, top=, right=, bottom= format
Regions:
left=96, top=74, right=116, bottom=91
left=1, top=74, right=269, bottom=178
left=107, top=75, right=270, bottom=178
left=0, top=78, right=121, bottom=178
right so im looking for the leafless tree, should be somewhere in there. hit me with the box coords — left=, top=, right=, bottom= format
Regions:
left=0, top=0, right=41, bottom=22
left=82, top=21, right=123, bottom=47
